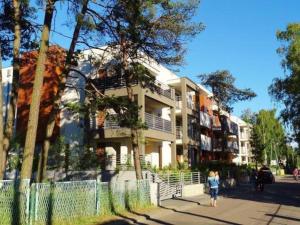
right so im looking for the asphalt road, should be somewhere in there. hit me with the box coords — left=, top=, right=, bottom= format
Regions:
left=100, top=176, right=300, bottom=225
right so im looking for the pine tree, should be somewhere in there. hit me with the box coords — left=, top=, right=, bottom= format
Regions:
left=20, top=0, right=56, bottom=179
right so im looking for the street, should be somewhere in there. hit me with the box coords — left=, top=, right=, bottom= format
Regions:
left=101, top=176, right=300, bottom=225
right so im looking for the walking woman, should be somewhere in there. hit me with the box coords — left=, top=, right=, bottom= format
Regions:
left=208, top=171, right=219, bottom=207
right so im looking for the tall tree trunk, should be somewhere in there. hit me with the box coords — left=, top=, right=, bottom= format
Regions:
left=1, top=0, right=21, bottom=178
left=0, top=44, right=5, bottom=179
left=126, top=84, right=143, bottom=180
left=121, top=41, right=143, bottom=180
left=20, top=0, right=56, bottom=180
left=36, top=0, right=89, bottom=182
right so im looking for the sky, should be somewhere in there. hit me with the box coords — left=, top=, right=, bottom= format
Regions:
left=178, top=0, right=300, bottom=117
left=3, top=0, right=300, bottom=118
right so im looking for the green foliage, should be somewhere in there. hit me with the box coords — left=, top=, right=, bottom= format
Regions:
left=199, top=70, right=256, bottom=113
left=240, top=108, right=256, bottom=124
left=269, top=23, right=300, bottom=145
left=0, top=0, right=38, bottom=59
left=251, top=109, right=287, bottom=165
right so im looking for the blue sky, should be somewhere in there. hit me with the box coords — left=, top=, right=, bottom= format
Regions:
left=179, top=0, right=300, bottom=116
left=4, top=0, right=300, bottom=118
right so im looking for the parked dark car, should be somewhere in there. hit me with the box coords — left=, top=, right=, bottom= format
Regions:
left=260, top=167, right=275, bottom=184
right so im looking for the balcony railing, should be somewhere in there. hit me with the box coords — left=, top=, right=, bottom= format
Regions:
left=227, top=141, right=239, bottom=150
left=175, top=96, right=182, bottom=109
left=187, top=100, right=197, bottom=110
left=213, top=138, right=223, bottom=151
left=188, top=126, right=200, bottom=141
left=94, top=75, right=175, bottom=100
left=153, top=80, right=175, bottom=100
left=104, top=116, right=120, bottom=128
left=145, top=112, right=172, bottom=133
left=176, top=126, right=183, bottom=139
left=229, top=121, right=239, bottom=135
left=240, top=146, right=247, bottom=155
left=240, top=132, right=249, bottom=139
left=201, top=134, right=212, bottom=151
left=212, top=116, right=222, bottom=131
left=200, top=111, right=211, bottom=129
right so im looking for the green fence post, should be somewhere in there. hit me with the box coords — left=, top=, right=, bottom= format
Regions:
left=29, top=183, right=36, bottom=225
left=96, top=179, right=100, bottom=215
left=23, top=179, right=31, bottom=225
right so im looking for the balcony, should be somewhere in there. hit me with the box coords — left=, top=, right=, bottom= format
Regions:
left=213, top=138, right=223, bottom=151
left=240, top=132, right=249, bottom=140
left=104, top=116, right=120, bottom=128
left=240, top=146, right=247, bottom=155
left=229, top=121, right=238, bottom=135
left=212, top=116, right=222, bottom=131
left=175, top=96, right=182, bottom=109
left=187, top=100, right=197, bottom=110
left=200, top=111, right=211, bottom=129
left=94, top=75, right=175, bottom=100
left=201, top=134, right=212, bottom=151
left=153, top=80, right=175, bottom=100
left=188, top=126, right=200, bottom=141
left=145, top=112, right=172, bottom=133
left=176, top=126, right=183, bottom=139
left=227, top=140, right=239, bottom=151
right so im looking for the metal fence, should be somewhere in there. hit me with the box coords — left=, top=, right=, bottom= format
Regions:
left=156, top=171, right=205, bottom=185
left=0, top=179, right=151, bottom=225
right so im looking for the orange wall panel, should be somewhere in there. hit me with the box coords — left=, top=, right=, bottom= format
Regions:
left=17, top=46, right=66, bottom=144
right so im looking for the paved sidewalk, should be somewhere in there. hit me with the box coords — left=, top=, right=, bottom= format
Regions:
left=98, top=176, right=300, bottom=225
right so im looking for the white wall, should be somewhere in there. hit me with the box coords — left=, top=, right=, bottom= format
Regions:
left=1, top=67, right=13, bottom=126
left=60, top=60, right=93, bottom=148
left=161, top=141, right=171, bottom=167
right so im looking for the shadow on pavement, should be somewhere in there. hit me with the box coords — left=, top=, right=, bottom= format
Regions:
left=128, top=210, right=174, bottom=225
left=159, top=205, right=242, bottom=225
left=265, top=214, right=300, bottom=223
left=172, top=197, right=201, bottom=206
left=220, top=177, right=300, bottom=208
left=97, top=219, right=132, bottom=225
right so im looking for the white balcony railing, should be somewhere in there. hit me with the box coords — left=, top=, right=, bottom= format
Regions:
left=153, top=80, right=175, bottom=100
left=201, top=134, right=212, bottom=151
left=176, top=126, right=183, bottom=139
left=240, top=146, right=247, bottom=155
left=145, top=112, right=172, bottom=133
left=200, top=111, right=211, bottom=129
left=240, top=132, right=249, bottom=139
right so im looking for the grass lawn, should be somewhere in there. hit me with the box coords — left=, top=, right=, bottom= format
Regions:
left=52, top=206, right=157, bottom=225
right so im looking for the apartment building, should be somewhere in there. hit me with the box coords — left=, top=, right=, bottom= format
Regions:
left=167, top=77, right=201, bottom=167
left=57, top=48, right=252, bottom=168
left=60, top=48, right=179, bottom=170
left=10, top=45, right=252, bottom=170
left=231, top=116, right=252, bottom=165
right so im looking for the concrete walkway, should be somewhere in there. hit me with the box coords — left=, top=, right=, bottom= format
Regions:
left=98, top=176, right=300, bottom=225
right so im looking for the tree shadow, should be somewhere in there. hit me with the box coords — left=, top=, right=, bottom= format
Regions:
left=12, top=180, right=20, bottom=225
left=265, top=214, right=300, bottom=223
left=172, top=197, right=201, bottom=206
left=159, top=205, right=242, bottom=225
left=96, top=219, right=132, bottom=225
left=220, top=177, right=300, bottom=208
left=128, top=210, right=174, bottom=225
